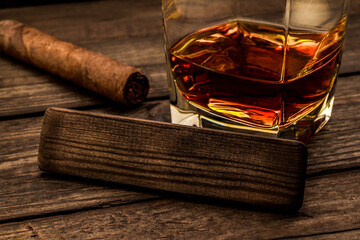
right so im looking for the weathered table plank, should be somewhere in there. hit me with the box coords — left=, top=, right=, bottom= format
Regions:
left=340, top=6, right=360, bottom=74
left=0, top=0, right=163, bottom=42
left=286, top=231, right=360, bottom=240
left=1, top=169, right=360, bottom=239
left=0, top=58, right=167, bottom=117
left=306, top=74, right=360, bottom=175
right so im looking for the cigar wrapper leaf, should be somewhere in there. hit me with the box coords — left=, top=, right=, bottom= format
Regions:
left=0, top=19, right=149, bottom=105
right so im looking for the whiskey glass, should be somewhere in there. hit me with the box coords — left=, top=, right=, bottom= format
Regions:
left=162, top=0, right=351, bottom=142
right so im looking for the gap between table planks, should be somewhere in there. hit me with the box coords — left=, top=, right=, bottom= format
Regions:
left=1, top=169, right=360, bottom=239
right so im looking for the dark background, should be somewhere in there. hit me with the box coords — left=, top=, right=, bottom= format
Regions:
left=0, top=0, right=90, bottom=8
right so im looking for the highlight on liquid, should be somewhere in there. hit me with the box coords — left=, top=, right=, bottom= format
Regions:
left=169, top=18, right=346, bottom=129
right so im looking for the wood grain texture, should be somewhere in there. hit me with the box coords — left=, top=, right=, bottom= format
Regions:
left=306, top=74, right=360, bottom=175
left=281, top=230, right=360, bottom=240
left=341, top=4, right=360, bottom=74
left=0, top=100, right=169, bottom=222
left=0, top=54, right=167, bottom=117
left=38, top=107, right=307, bottom=211
left=1, top=169, right=360, bottom=240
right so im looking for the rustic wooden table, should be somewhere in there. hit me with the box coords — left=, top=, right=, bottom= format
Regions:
left=1, top=0, right=360, bottom=239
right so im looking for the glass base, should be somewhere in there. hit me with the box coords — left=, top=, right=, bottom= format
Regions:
left=170, top=96, right=334, bottom=143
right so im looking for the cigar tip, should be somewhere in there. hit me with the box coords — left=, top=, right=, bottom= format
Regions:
left=124, top=72, right=150, bottom=105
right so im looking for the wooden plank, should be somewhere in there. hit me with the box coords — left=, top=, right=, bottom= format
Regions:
left=279, top=230, right=360, bottom=240
left=340, top=1, right=360, bottom=74
left=0, top=0, right=163, bottom=43
left=1, top=169, right=360, bottom=239
left=38, top=107, right=307, bottom=211
left=306, top=74, right=360, bottom=175
left=0, top=72, right=108, bottom=117
left=0, top=100, right=169, bottom=222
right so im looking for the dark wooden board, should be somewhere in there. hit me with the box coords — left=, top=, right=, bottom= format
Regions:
left=1, top=169, right=360, bottom=239
left=306, top=74, right=360, bottom=175
left=341, top=5, right=360, bottom=74
left=294, top=231, right=360, bottom=240
left=38, top=107, right=307, bottom=211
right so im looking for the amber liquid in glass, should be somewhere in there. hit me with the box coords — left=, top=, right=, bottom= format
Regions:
left=169, top=18, right=346, bottom=130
